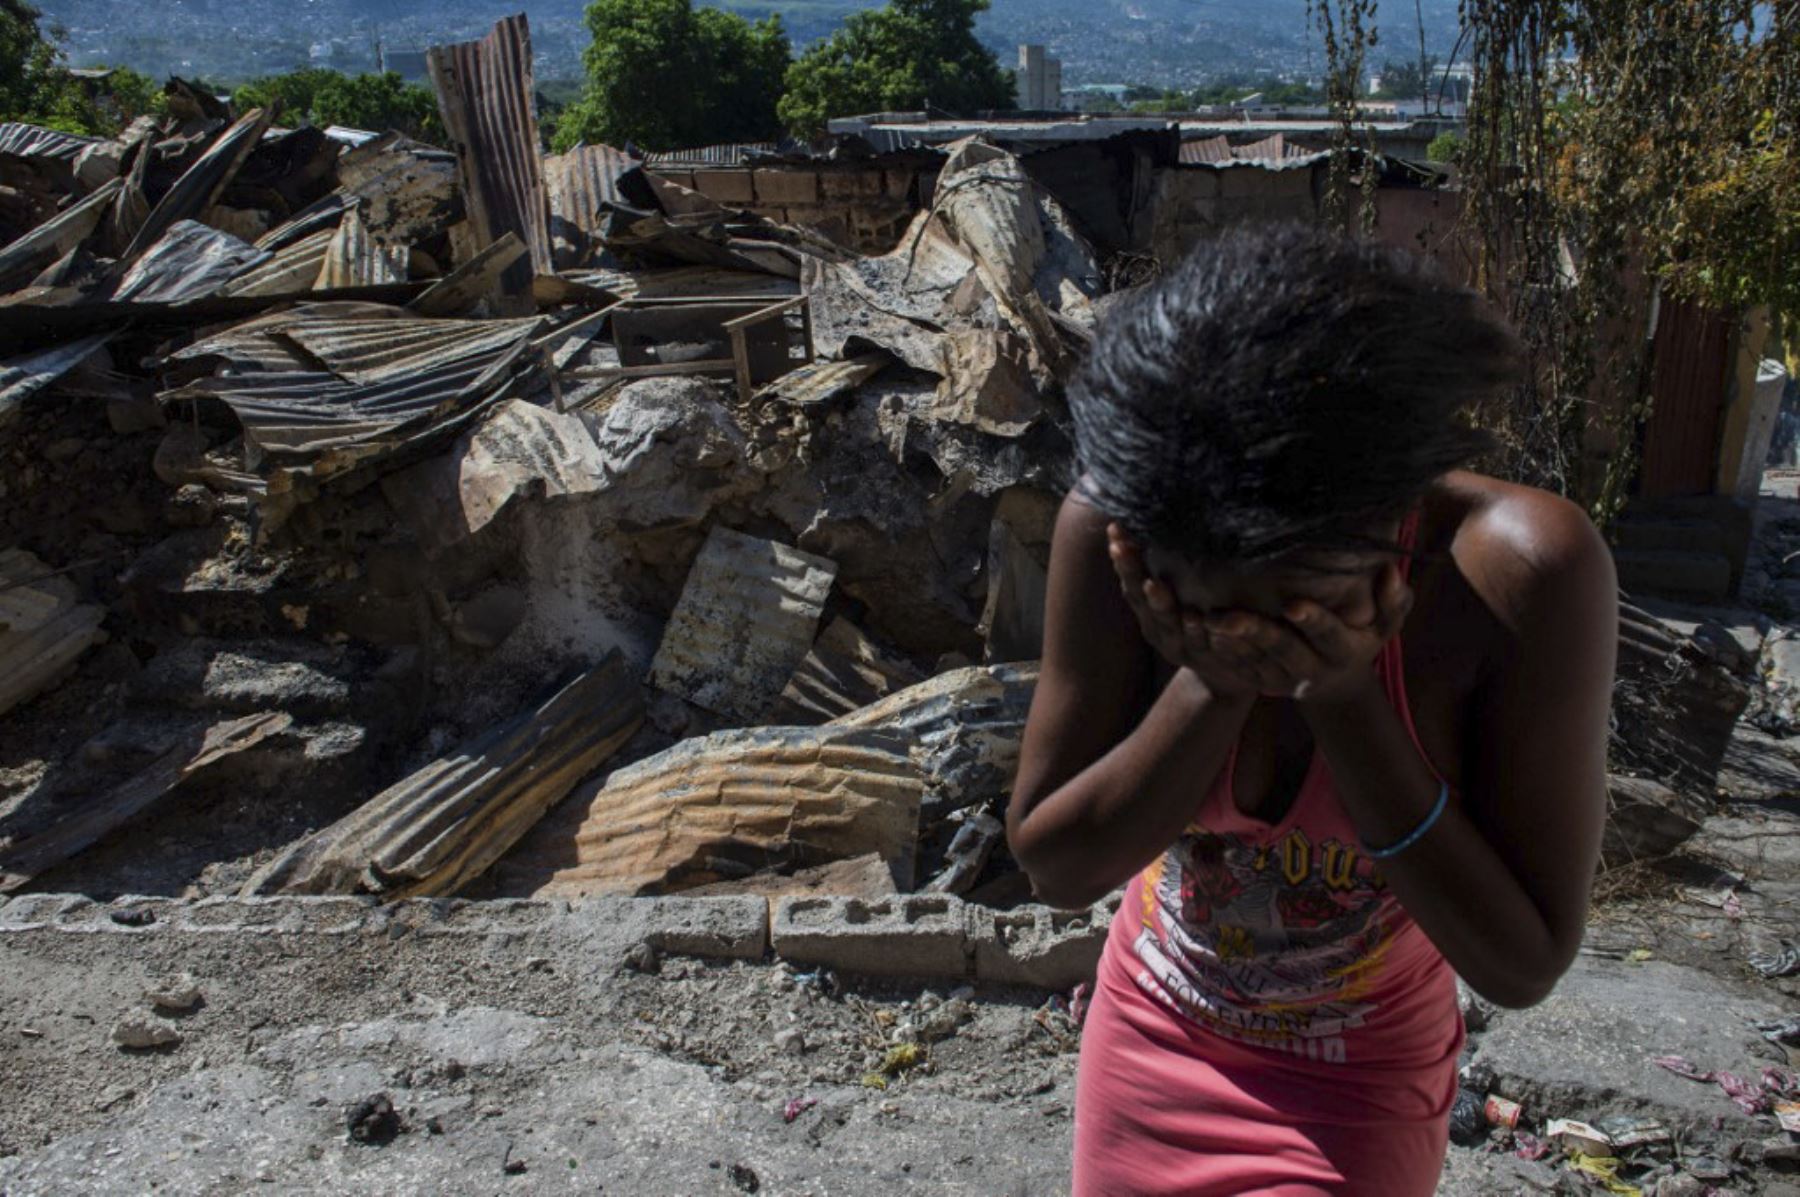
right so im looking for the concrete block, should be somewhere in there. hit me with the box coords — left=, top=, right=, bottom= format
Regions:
left=655, top=169, right=697, bottom=191
left=639, top=895, right=769, bottom=959
left=974, top=902, right=1113, bottom=989
left=691, top=169, right=755, bottom=205
left=771, top=893, right=977, bottom=978
left=753, top=168, right=819, bottom=206
left=818, top=169, right=884, bottom=201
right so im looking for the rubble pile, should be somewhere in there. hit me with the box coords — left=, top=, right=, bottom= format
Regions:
left=0, top=14, right=1082, bottom=905
left=0, top=12, right=1760, bottom=922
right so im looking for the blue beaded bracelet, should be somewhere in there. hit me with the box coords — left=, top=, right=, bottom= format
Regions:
left=1364, top=780, right=1450, bottom=860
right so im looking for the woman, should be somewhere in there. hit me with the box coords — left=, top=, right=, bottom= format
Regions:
left=1006, top=225, right=1617, bottom=1196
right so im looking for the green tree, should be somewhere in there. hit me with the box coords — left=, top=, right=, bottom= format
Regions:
left=778, top=0, right=1014, bottom=139
left=1, top=0, right=70, bottom=125
left=232, top=68, right=442, bottom=142
left=554, top=0, right=789, bottom=153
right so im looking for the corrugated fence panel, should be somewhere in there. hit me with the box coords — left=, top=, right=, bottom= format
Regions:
left=1640, top=297, right=1735, bottom=499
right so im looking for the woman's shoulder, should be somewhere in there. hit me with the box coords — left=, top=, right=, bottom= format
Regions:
left=1436, top=471, right=1617, bottom=636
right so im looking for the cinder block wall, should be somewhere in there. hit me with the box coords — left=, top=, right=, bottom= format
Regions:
left=649, top=164, right=937, bottom=254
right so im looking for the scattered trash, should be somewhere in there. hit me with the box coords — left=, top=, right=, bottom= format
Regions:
left=727, top=1162, right=761, bottom=1193
left=1750, top=942, right=1800, bottom=979
left=782, top=1096, right=818, bottom=1124
left=1652, top=1055, right=1797, bottom=1116
left=1449, top=1089, right=1488, bottom=1145
left=1566, top=1152, right=1642, bottom=1197
left=1753, top=1015, right=1800, bottom=1045
left=111, top=1018, right=180, bottom=1050
left=1070, top=982, right=1091, bottom=1027
left=346, top=1093, right=402, bottom=1145
left=1595, top=1114, right=1671, bottom=1150
left=1513, top=1132, right=1551, bottom=1161
left=1628, top=948, right=1655, bottom=963
left=108, top=908, right=156, bottom=928
left=19, top=1026, right=43, bottom=1039
left=1546, top=1117, right=1615, bottom=1157
left=861, top=1042, right=923, bottom=1089
left=1485, top=1095, right=1524, bottom=1130
left=1777, top=1100, right=1800, bottom=1134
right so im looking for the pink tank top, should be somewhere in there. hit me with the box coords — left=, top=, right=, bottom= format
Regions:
left=1111, top=514, right=1463, bottom=1079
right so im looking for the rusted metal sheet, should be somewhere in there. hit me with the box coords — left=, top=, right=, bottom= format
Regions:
left=1641, top=297, right=1735, bottom=499
left=753, top=352, right=888, bottom=407
left=427, top=14, right=552, bottom=299
left=830, top=662, right=1038, bottom=821
left=0, top=711, right=290, bottom=893
left=220, top=227, right=336, bottom=298
left=545, top=143, right=636, bottom=268
left=540, top=722, right=924, bottom=897
left=773, top=616, right=925, bottom=723
left=242, top=656, right=642, bottom=900
left=283, top=312, right=541, bottom=386
left=649, top=526, right=838, bottom=723
left=335, top=133, right=461, bottom=247
left=159, top=334, right=534, bottom=491
left=409, top=230, right=529, bottom=317
left=0, top=548, right=107, bottom=718
left=1180, top=135, right=1233, bottom=164
left=315, top=205, right=407, bottom=290
left=123, top=106, right=275, bottom=261
left=166, top=301, right=407, bottom=375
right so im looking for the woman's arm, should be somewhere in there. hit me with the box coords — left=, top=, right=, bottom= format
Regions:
left=1299, top=492, right=1617, bottom=1008
left=1007, top=493, right=1256, bottom=909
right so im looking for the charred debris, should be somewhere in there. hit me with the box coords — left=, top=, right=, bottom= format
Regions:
left=0, top=15, right=1742, bottom=909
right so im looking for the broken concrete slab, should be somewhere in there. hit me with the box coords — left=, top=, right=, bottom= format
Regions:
left=1471, top=954, right=1792, bottom=1129
left=649, top=526, right=837, bottom=724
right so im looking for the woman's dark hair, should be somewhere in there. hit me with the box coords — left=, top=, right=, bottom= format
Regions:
left=1070, top=223, right=1522, bottom=562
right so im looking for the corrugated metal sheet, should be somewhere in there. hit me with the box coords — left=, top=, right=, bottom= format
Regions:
left=314, top=205, right=406, bottom=290
left=646, top=142, right=777, bottom=168
left=754, top=352, right=888, bottom=407
left=545, top=142, right=637, bottom=268
left=1179, top=132, right=1319, bottom=165
left=649, top=526, right=838, bottom=723
left=543, top=722, right=924, bottom=897
left=0, top=178, right=122, bottom=290
left=0, top=333, right=114, bottom=422
left=243, top=656, right=642, bottom=899
left=283, top=313, right=541, bottom=385
left=167, top=301, right=406, bottom=373
left=335, top=134, right=460, bottom=246
left=830, top=662, right=1037, bottom=819
left=123, top=106, right=275, bottom=261
left=427, top=14, right=553, bottom=287
left=220, top=227, right=336, bottom=298
left=1641, top=297, right=1735, bottom=498
left=0, top=122, right=102, bottom=162
left=772, top=615, right=923, bottom=723
left=160, top=335, right=533, bottom=487
left=110, top=220, right=270, bottom=304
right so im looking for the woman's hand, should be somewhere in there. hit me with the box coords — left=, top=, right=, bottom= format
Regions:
left=1107, top=524, right=1266, bottom=701
left=1207, top=561, right=1413, bottom=703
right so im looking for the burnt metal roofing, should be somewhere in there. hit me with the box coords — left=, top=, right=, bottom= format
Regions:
left=0, top=123, right=103, bottom=162
left=427, top=14, right=553, bottom=285
left=645, top=142, right=779, bottom=168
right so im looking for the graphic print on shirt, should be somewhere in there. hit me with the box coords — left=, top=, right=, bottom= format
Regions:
left=1131, top=828, right=1402, bottom=1063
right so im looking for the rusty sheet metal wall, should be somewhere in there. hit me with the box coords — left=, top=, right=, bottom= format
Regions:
left=1640, top=297, right=1735, bottom=499
left=427, top=14, right=553, bottom=286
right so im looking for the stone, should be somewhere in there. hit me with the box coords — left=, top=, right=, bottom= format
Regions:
left=146, top=974, right=203, bottom=1012
left=163, top=484, right=217, bottom=528
left=1470, top=955, right=1790, bottom=1126
left=113, top=1018, right=181, bottom=1050
left=773, top=1028, right=805, bottom=1056
left=771, top=894, right=978, bottom=978
left=639, top=896, right=770, bottom=960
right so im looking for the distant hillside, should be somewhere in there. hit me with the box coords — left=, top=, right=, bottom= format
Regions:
left=36, top=0, right=1464, bottom=90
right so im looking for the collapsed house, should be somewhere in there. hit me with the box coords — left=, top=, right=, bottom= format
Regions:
left=0, top=15, right=1753, bottom=916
